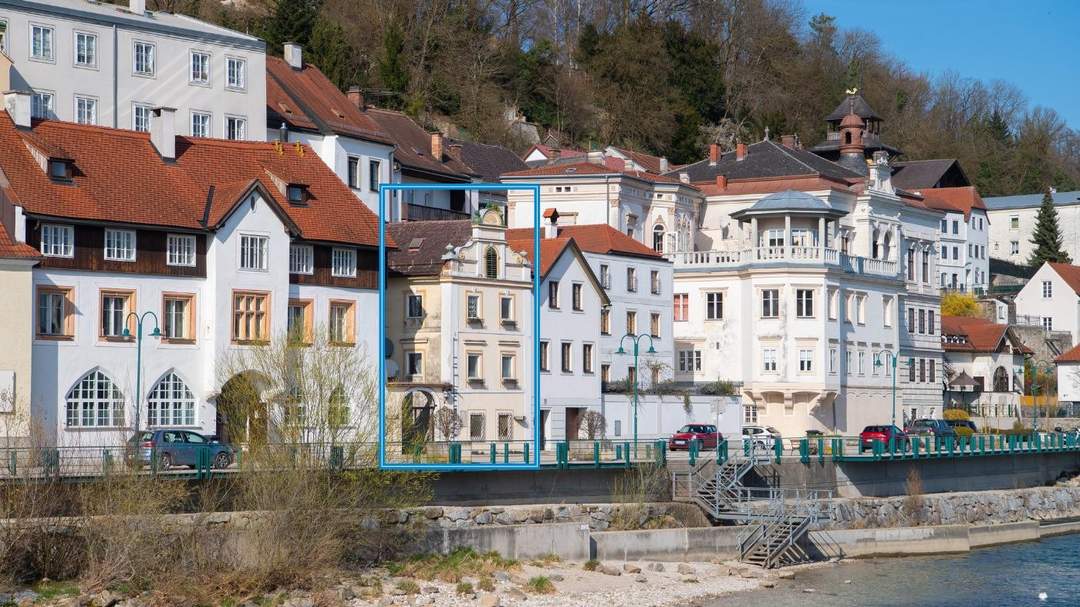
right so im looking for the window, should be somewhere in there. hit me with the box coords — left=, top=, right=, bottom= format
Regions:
left=921, top=250, right=929, bottom=283
left=287, top=299, right=312, bottom=343
left=614, top=420, right=622, bottom=436
left=600, top=264, right=611, bottom=289
left=466, top=294, right=481, bottom=321
left=103, top=229, right=136, bottom=262
left=189, top=51, right=211, bottom=84
left=191, top=112, right=212, bottom=138
left=286, top=185, right=306, bottom=204
left=329, top=301, right=355, bottom=344
left=562, top=283, right=579, bottom=313
left=1043, top=281, right=1053, bottom=298
left=762, top=348, right=777, bottom=373
left=764, top=228, right=784, bottom=248
left=743, top=404, right=758, bottom=425
left=226, top=115, right=246, bottom=140
left=951, top=220, right=959, bottom=235
left=0, top=19, right=6, bottom=53
left=406, top=352, right=423, bottom=376
left=75, top=96, right=97, bottom=125
left=369, top=159, right=381, bottom=191
left=226, top=56, right=246, bottom=89
left=626, top=310, right=637, bottom=335
left=650, top=312, right=661, bottom=338
left=919, top=358, right=926, bottom=383
left=501, top=354, right=515, bottom=381
left=539, top=341, right=549, bottom=372
left=75, top=32, right=96, bottom=67
left=129, top=103, right=152, bottom=132
left=829, top=348, right=837, bottom=374
left=1042, top=317, right=1053, bottom=331
left=858, top=351, right=865, bottom=375
left=601, top=364, right=611, bottom=384
left=498, top=413, right=513, bottom=440
left=651, top=270, right=661, bottom=295
left=799, top=349, right=813, bottom=373
left=548, top=281, right=559, bottom=309
left=906, top=245, right=915, bottom=280
left=484, top=247, right=498, bottom=279
left=600, top=308, right=611, bottom=335
left=40, top=224, right=74, bottom=257
left=928, top=311, right=935, bottom=335
left=331, top=247, right=357, bottom=278
left=940, top=219, right=947, bottom=233
left=929, top=360, right=936, bottom=384
left=1010, top=215, right=1019, bottom=229
left=908, top=358, right=916, bottom=382
left=828, top=288, right=838, bottom=320
left=66, top=371, right=123, bottom=428
left=239, top=235, right=269, bottom=270
left=652, top=225, right=665, bottom=252
left=133, top=41, right=155, bottom=75
left=163, top=294, right=194, bottom=341
left=31, top=91, right=54, bottom=119
left=147, top=373, right=195, bottom=427
left=1010, top=241, right=1019, bottom=255
left=678, top=350, right=702, bottom=372
left=31, top=24, right=53, bottom=61
left=347, top=157, right=360, bottom=188
left=674, top=293, right=688, bottom=321
left=406, top=294, right=423, bottom=318
left=626, top=267, right=637, bottom=292
left=796, top=289, right=814, bottom=318
left=37, top=287, right=73, bottom=338
left=582, top=343, right=594, bottom=374
left=100, top=291, right=133, bottom=338
left=761, top=289, right=779, bottom=318
left=232, top=292, right=269, bottom=342
left=918, top=309, right=926, bottom=334
left=908, top=307, right=916, bottom=334
left=500, top=296, right=514, bottom=323
left=288, top=244, right=313, bottom=274
left=561, top=342, right=572, bottom=373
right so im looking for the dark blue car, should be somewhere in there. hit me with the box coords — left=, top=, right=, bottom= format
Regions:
left=128, top=430, right=235, bottom=469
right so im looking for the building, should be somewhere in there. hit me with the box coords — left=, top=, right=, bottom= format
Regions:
left=1055, top=343, right=1080, bottom=412
left=891, top=158, right=971, bottom=191
left=385, top=211, right=533, bottom=445
left=919, top=187, right=990, bottom=292
left=603, top=146, right=671, bottom=174
left=985, top=190, right=1080, bottom=265
left=1013, top=262, right=1080, bottom=342
left=808, top=92, right=901, bottom=165
left=0, top=226, right=39, bottom=445
left=0, top=0, right=266, bottom=139
left=266, top=44, right=394, bottom=215
left=0, top=99, right=383, bottom=448
left=940, top=315, right=1029, bottom=424
left=446, top=138, right=527, bottom=208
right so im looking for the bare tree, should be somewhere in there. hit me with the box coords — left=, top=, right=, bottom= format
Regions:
left=580, top=410, right=607, bottom=440
left=432, top=406, right=463, bottom=442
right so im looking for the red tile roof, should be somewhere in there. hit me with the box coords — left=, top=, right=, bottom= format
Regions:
left=1056, top=342, right=1080, bottom=363
left=266, top=56, right=392, bottom=145
left=523, top=144, right=586, bottom=161
left=366, top=108, right=472, bottom=181
left=1048, top=263, right=1080, bottom=296
left=502, top=161, right=689, bottom=185
left=0, top=224, right=39, bottom=260
left=506, top=236, right=573, bottom=276
left=940, top=315, right=1031, bottom=354
left=0, top=112, right=389, bottom=248
left=506, top=223, right=665, bottom=261
left=610, top=146, right=665, bottom=174
left=918, top=186, right=987, bottom=219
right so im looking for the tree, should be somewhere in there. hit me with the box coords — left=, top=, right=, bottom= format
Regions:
left=940, top=291, right=980, bottom=317
left=432, top=406, right=463, bottom=442
left=262, top=0, right=322, bottom=53
left=1028, top=188, right=1072, bottom=266
left=579, top=410, right=607, bottom=440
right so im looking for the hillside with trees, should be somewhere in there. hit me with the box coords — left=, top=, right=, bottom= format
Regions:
left=141, top=0, right=1079, bottom=196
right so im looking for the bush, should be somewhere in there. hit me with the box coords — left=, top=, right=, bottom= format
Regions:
left=477, top=577, right=495, bottom=592
left=583, top=559, right=599, bottom=571
left=455, top=581, right=473, bottom=595
left=943, top=408, right=971, bottom=421
left=397, top=580, right=420, bottom=595
left=526, top=576, right=556, bottom=594
left=954, top=426, right=974, bottom=438
left=697, top=380, right=737, bottom=396
left=941, top=291, right=980, bottom=317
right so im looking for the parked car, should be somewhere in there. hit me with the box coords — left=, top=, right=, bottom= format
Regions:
left=742, top=425, right=781, bottom=451
left=904, top=419, right=957, bottom=439
left=945, top=419, right=978, bottom=433
left=668, top=424, right=722, bottom=451
left=127, top=430, right=235, bottom=469
left=859, top=425, right=909, bottom=452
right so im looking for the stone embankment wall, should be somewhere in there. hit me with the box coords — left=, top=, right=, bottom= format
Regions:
left=388, top=502, right=709, bottom=531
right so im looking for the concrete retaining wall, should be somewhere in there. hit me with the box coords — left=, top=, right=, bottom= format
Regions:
left=808, top=525, right=971, bottom=558
left=590, top=526, right=742, bottom=561
left=422, top=523, right=591, bottom=561
left=969, top=521, right=1040, bottom=547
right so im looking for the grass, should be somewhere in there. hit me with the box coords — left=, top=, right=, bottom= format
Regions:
left=529, top=553, right=562, bottom=566
left=477, top=577, right=495, bottom=592
left=456, top=581, right=474, bottom=595
left=390, top=548, right=518, bottom=583
left=583, top=559, right=600, bottom=571
left=396, top=580, right=420, bottom=595
left=526, top=576, right=556, bottom=594
left=32, top=580, right=80, bottom=599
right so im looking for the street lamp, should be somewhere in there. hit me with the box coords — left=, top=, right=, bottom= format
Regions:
left=616, top=332, right=656, bottom=453
left=873, top=350, right=914, bottom=427
left=1028, top=360, right=1055, bottom=433
left=124, top=311, right=161, bottom=437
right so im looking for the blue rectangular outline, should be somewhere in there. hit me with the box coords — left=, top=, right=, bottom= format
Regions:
left=377, top=183, right=542, bottom=470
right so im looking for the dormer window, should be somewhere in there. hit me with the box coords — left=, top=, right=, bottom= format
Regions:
left=49, top=159, right=72, bottom=181
left=286, top=184, right=308, bottom=205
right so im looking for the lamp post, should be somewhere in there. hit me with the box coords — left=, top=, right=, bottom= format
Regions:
left=616, top=332, right=656, bottom=454
left=124, top=311, right=161, bottom=437
left=873, top=350, right=914, bottom=427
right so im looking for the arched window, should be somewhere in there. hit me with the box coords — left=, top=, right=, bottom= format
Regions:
left=844, top=131, right=852, bottom=145
left=148, top=372, right=196, bottom=427
left=652, top=225, right=665, bottom=253
left=66, top=370, right=124, bottom=428
left=907, top=244, right=916, bottom=280
left=484, top=247, right=498, bottom=279
left=921, top=247, right=930, bottom=283
left=993, top=366, right=1009, bottom=392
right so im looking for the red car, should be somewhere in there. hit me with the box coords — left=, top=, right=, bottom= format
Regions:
left=859, top=425, right=909, bottom=452
left=668, top=424, right=722, bottom=451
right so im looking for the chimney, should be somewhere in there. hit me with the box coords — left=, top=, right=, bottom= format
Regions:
left=715, top=175, right=727, bottom=189
left=678, top=172, right=690, bottom=184
left=3, top=90, right=32, bottom=128
left=586, top=150, right=604, bottom=165
left=430, top=132, right=443, bottom=160
left=347, top=86, right=365, bottom=110
left=278, top=121, right=288, bottom=143
left=735, top=142, right=747, bottom=161
left=129, top=0, right=146, bottom=15
left=150, top=107, right=176, bottom=160
left=708, top=143, right=720, bottom=165
left=781, top=134, right=796, bottom=149
left=284, top=43, right=303, bottom=69
left=659, top=157, right=669, bottom=173
left=447, top=142, right=463, bottom=161
left=543, top=208, right=560, bottom=239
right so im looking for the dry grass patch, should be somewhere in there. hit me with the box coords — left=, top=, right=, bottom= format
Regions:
left=389, top=548, right=518, bottom=583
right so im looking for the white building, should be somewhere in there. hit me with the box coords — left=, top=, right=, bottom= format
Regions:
left=916, top=187, right=990, bottom=292
left=985, top=190, right=1080, bottom=265
left=1055, top=343, right=1080, bottom=407
left=0, top=0, right=266, bottom=139
left=0, top=101, right=381, bottom=447
left=1013, top=262, right=1080, bottom=342
left=941, top=315, right=1028, bottom=424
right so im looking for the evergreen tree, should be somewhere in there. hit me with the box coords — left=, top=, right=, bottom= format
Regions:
left=262, top=0, right=321, bottom=52
left=1028, top=188, right=1072, bottom=266
left=308, top=15, right=353, bottom=89
left=378, top=21, right=409, bottom=108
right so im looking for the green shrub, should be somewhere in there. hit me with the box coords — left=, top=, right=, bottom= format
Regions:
left=526, top=576, right=555, bottom=594
left=477, top=577, right=495, bottom=592
left=698, top=380, right=737, bottom=396
left=583, top=559, right=599, bottom=571
left=455, top=581, right=473, bottom=595
left=943, top=408, right=971, bottom=421
left=396, top=580, right=420, bottom=595
left=954, top=426, right=975, bottom=438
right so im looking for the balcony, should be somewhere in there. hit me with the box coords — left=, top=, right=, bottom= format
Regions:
left=672, top=247, right=899, bottom=278
left=405, top=203, right=469, bottom=222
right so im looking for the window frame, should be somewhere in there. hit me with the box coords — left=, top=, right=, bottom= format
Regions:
left=132, top=40, right=156, bottom=77
left=289, top=244, right=314, bottom=275
left=572, top=282, right=583, bottom=311
left=328, top=299, right=356, bottom=345
left=760, top=288, right=779, bottom=319
left=560, top=341, right=573, bottom=373
left=231, top=291, right=270, bottom=344
left=29, top=23, right=54, bottom=63
left=225, top=55, right=247, bottom=91
left=66, top=370, right=124, bottom=428
left=239, top=234, right=269, bottom=271
left=287, top=298, right=313, bottom=344
left=162, top=293, right=196, bottom=343
left=331, top=247, right=358, bottom=278
left=190, top=111, right=212, bottom=138
left=73, top=30, right=97, bottom=68
left=548, top=281, right=559, bottom=309
left=650, top=269, right=661, bottom=295
left=99, top=289, right=135, bottom=340
left=40, top=223, right=74, bottom=258
left=500, top=295, right=515, bottom=324
left=795, top=288, right=814, bottom=318
left=103, top=228, right=136, bottom=262
left=466, top=351, right=483, bottom=382
left=147, top=372, right=197, bottom=427
left=189, top=50, right=211, bottom=86
left=31, top=90, right=54, bottom=119
left=600, top=308, right=611, bottom=335
left=705, top=291, right=723, bottom=320
left=582, top=343, right=594, bottom=374
left=539, top=341, right=549, bottom=372
left=36, top=286, right=75, bottom=339
left=762, top=347, right=778, bottom=373
left=74, top=95, right=98, bottom=125
left=673, top=293, right=688, bottom=322
left=406, top=293, right=424, bottom=319
left=225, top=115, right=247, bottom=140
left=500, top=353, right=517, bottom=383
left=369, top=159, right=381, bottom=192
left=626, top=267, right=637, bottom=292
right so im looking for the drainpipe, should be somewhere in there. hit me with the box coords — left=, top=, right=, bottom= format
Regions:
left=112, top=25, right=118, bottom=128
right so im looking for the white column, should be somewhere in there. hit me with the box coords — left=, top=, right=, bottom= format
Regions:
left=784, top=214, right=792, bottom=255
left=750, top=217, right=759, bottom=249
left=818, top=216, right=826, bottom=252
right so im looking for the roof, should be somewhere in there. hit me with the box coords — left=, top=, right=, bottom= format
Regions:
left=608, top=147, right=666, bottom=174
left=672, top=139, right=863, bottom=184
left=808, top=132, right=901, bottom=156
left=0, top=223, right=39, bottom=261
left=918, top=187, right=987, bottom=219
left=984, top=190, right=1080, bottom=211
left=502, top=161, right=688, bottom=185
left=266, top=57, right=392, bottom=145
left=0, top=112, right=386, bottom=248
left=506, top=223, right=665, bottom=261
left=385, top=220, right=473, bottom=276
left=366, top=108, right=472, bottom=181
left=449, top=139, right=527, bottom=182
left=522, top=144, right=586, bottom=161
left=1048, top=262, right=1080, bottom=296
left=940, top=315, right=1032, bottom=354
left=506, top=236, right=573, bottom=276
left=891, top=159, right=971, bottom=190
left=730, top=189, right=841, bottom=218
left=824, top=94, right=882, bottom=122
left=1056, top=342, right=1080, bottom=363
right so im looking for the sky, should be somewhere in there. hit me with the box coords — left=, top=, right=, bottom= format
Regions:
left=803, top=0, right=1080, bottom=128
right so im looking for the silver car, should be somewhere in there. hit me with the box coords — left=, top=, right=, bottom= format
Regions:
left=742, top=425, right=781, bottom=450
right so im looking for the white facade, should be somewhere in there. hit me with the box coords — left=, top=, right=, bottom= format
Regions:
left=0, top=0, right=266, bottom=139
left=289, top=131, right=394, bottom=215
left=986, top=192, right=1080, bottom=265
left=1057, top=361, right=1080, bottom=404
left=1014, top=263, right=1080, bottom=342
left=936, top=209, right=990, bottom=292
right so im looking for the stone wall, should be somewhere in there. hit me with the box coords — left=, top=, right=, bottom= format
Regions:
left=391, top=502, right=709, bottom=531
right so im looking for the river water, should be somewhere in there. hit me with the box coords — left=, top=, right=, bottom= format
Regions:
left=716, top=533, right=1080, bottom=607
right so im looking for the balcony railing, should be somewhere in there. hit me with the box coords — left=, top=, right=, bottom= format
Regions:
left=673, top=247, right=899, bottom=278
left=405, top=203, right=469, bottom=221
